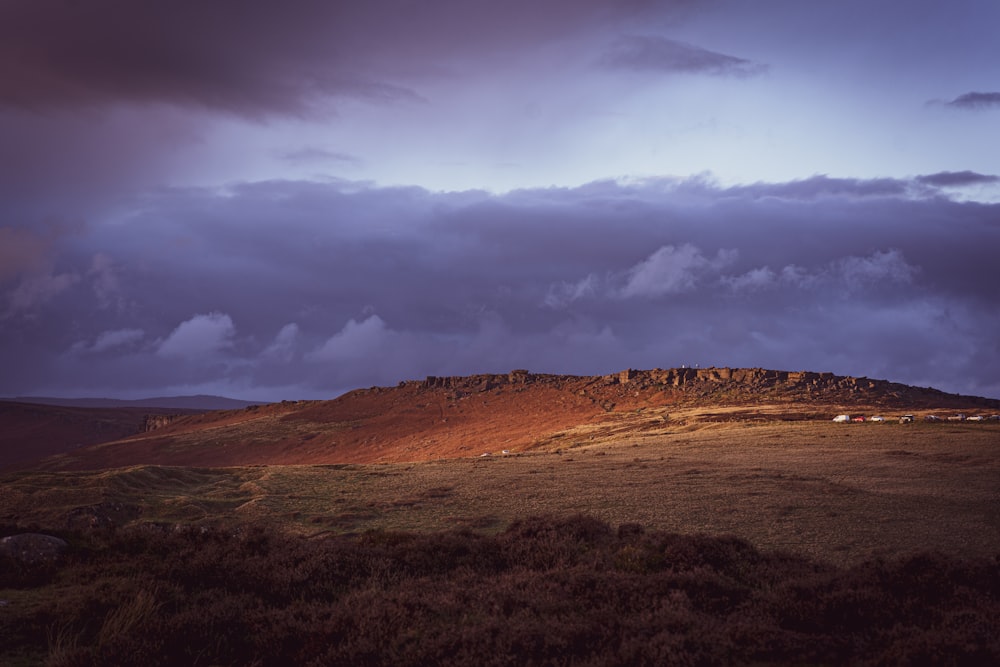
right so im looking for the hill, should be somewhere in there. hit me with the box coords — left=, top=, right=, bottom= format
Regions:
left=30, top=367, right=1000, bottom=471
left=6, top=395, right=263, bottom=410
left=4, top=367, right=998, bottom=666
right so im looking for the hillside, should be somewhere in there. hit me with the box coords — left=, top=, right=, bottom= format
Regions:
left=0, top=402, right=208, bottom=470
left=31, top=367, right=1000, bottom=471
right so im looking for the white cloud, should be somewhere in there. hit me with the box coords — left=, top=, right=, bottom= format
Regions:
left=263, top=323, right=300, bottom=362
left=621, top=244, right=736, bottom=298
left=309, top=315, right=392, bottom=363
left=722, top=251, right=918, bottom=295
left=836, top=249, right=918, bottom=288
left=91, top=328, right=145, bottom=352
left=544, top=273, right=600, bottom=308
left=778, top=265, right=816, bottom=289
left=157, top=312, right=235, bottom=358
left=721, top=266, right=777, bottom=292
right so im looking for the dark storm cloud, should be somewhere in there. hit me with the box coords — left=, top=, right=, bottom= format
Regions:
left=0, top=1, right=413, bottom=116
left=2, top=175, right=999, bottom=401
left=943, top=92, right=1000, bottom=110
left=0, top=0, right=685, bottom=116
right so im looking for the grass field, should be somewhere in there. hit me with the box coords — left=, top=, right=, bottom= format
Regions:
left=4, top=419, right=998, bottom=565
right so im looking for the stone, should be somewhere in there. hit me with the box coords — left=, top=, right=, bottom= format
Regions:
left=0, top=533, right=69, bottom=564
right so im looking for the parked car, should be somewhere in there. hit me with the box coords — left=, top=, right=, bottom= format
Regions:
left=852, top=416, right=866, bottom=422
left=870, top=416, right=885, bottom=422
left=924, top=415, right=941, bottom=422
left=832, top=414, right=851, bottom=423
left=899, top=415, right=914, bottom=423
left=967, top=415, right=985, bottom=422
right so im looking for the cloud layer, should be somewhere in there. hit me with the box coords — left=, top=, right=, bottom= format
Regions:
left=2, top=174, right=998, bottom=400
left=0, top=0, right=682, bottom=116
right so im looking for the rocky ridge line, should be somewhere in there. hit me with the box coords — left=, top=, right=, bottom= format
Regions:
left=387, top=367, right=998, bottom=410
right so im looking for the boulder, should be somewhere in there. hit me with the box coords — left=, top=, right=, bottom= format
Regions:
left=0, top=533, right=69, bottom=564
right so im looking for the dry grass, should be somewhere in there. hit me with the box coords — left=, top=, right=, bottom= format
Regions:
left=3, top=420, right=998, bottom=565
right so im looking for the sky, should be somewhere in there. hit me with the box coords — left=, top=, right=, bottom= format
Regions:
left=2, top=0, right=999, bottom=402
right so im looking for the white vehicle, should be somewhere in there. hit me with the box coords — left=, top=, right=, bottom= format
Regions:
left=870, top=416, right=885, bottom=422
left=899, top=415, right=914, bottom=423
left=832, top=414, right=851, bottom=423
left=967, top=415, right=985, bottom=422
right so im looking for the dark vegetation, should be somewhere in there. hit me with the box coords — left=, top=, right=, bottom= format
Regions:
left=3, top=516, right=999, bottom=666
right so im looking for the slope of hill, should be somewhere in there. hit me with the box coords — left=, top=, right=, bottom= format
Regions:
left=0, top=402, right=207, bottom=470
left=32, top=367, right=1000, bottom=471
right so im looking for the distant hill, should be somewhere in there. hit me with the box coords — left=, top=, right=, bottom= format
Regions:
left=6, top=395, right=264, bottom=410
left=25, top=367, right=1000, bottom=472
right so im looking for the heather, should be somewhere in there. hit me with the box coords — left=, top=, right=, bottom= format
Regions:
left=3, top=516, right=998, bottom=666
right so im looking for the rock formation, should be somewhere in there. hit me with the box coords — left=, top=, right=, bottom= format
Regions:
left=141, top=414, right=184, bottom=432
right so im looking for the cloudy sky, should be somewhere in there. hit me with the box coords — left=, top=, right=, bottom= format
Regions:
left=2, top=0, right=999, bottom=402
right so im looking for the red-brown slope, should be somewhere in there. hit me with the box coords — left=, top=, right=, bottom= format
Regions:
left=33, top=368, right=1000, bottom=471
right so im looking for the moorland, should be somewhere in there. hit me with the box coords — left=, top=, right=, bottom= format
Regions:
left=2, top=367, right=999, bottom=665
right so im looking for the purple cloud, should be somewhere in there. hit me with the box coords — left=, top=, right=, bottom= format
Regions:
left=725, top=175, right=909, bottom=200
left=279, top=148, right=363, bottom=166
left=916, top=171, right=1000, bottom=187
left=2, top=174, right=999, bottom=401
left=943, top=92, right=1000, bottom=110
left=599, top=35, right=766, bottom=77
left=0, top=0, right=675, bottom=116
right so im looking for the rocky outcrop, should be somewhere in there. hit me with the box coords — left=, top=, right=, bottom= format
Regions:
left=399, top=367, right=999, bottom=410
left=141, top=414, right=183, bottom=432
